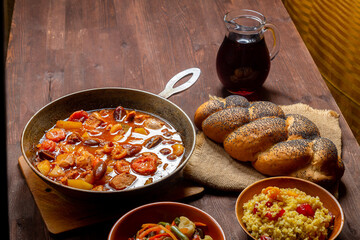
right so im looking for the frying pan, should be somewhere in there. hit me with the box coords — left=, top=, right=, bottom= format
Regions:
left=21, top=68, right=200, bottom=199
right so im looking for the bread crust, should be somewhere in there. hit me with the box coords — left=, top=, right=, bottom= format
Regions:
left=194, top=95, right=250, bottom=130
left=224, top=95, right=250, bottom=108
left=253, top=139, right=312, bottom=175
left=194, top=96, right=345, bottom=187
left=286, top=114, right=320, bottom=140
left=194, top=100, right=225, bottom=130
left=289, top=138, right=345, bottom=185
left=202, top=107, right=249, bottom=143
left=223, top=117, right=287, bottom=162
left=249, top=101, right=285, bottom=121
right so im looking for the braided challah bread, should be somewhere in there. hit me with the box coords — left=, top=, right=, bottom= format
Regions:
left=194, top=95, right=344, bottom=187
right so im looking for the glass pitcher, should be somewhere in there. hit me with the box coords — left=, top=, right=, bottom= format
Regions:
left=216, top=9, right=280, bottom=95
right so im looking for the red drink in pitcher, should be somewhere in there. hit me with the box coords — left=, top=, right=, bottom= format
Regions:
left=216, top=9, right=280, bottom=95
left=216, top=33, right=271, bottom=95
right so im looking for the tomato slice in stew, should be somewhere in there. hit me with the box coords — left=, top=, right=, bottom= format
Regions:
left=68, top=110, right=89, bottom=122
left=45, top=128, right=66, bottom=142
left=131, top=153, right=159, bottom=175
left=38, top=139, right=57, bottom=152
left=116, top=160, right=131, bottom=174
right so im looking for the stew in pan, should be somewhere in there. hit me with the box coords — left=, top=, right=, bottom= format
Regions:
left=34, top=106, right=185, bottom=191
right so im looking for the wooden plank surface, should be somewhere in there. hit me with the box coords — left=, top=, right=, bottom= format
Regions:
left=18, top=156, right=204, bottom=234
left=6, top=0, right=360, bottom=239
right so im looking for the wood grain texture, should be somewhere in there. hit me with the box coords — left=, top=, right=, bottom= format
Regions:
left=18, top=156, right=204, bottom=234
left=6, top=0, right=360, bottom=239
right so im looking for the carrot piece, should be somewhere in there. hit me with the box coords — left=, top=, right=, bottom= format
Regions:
left=158, top=225, right=178, bottom=240
left=262, top=186, right=280, bottom=199
left=194, top=222, right=207, bottom=227
left=56, top=120, right=82, bottom=129
left=138, top=226, right=161, bottom=238
left=141, top=223, right=158, bottom=228
left=148, top=233, right=169, bottom=240
left=137, top=224, right=158, bottom=236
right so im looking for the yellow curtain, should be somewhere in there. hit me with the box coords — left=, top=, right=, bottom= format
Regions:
left=282, top=0, right=360, bottom=143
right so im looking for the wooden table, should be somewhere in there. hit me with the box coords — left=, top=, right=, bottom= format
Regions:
left=6, top=0, right=360, bottom=239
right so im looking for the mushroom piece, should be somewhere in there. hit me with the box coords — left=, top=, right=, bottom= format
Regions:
left=144, top=118, right=164, bottom=129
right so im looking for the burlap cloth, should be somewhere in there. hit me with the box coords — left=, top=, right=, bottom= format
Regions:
left=183, top=103, right=342, bottom=192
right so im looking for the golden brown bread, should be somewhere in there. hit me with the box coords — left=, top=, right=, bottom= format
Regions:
left=194, top=95, right=250, bottom=130
left=202, top=107, right=249, bottom=143
left=194, top=99, right=225, bottom=130
left=224, top=117, right=288, bottom=162
left=194, top=95, right=345, bottom=187
left=286, top=114, right=320, bottom=140
left=288, top=138, right=345, bottom=186
left=253, top=139, right=312, bottom=176
left=248, top=101, right=285, bottom=121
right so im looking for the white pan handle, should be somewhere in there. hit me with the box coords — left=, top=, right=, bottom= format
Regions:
left=158, top=68, right=201, bottom=99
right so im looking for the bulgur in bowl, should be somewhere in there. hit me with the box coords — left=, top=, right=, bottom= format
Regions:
left=235, top=177, right=344, bottom=240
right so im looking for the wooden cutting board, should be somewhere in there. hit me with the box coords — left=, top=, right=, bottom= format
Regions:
left=18, top=156, right=204, bottom=234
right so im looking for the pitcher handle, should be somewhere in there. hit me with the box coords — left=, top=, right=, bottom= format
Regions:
left=265, top=23, right=280, bottom=61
